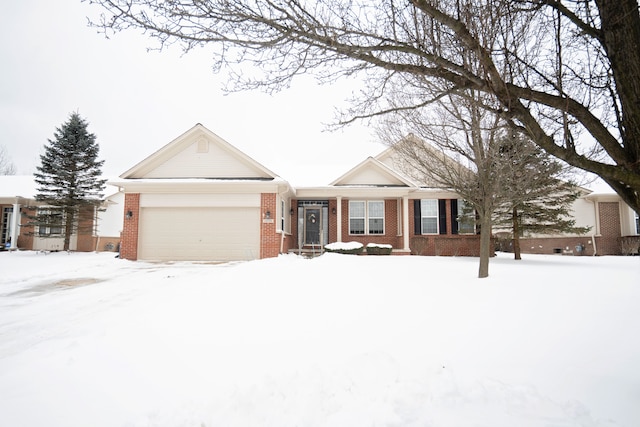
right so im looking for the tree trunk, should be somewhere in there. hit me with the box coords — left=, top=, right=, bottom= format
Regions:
left=63, top=209, right=74, bottom=252
left=512, top=206, right=521, bottom=260
left=478, top=213, right=492, bottom=278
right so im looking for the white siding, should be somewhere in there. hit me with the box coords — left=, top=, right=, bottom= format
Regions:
left=98, top=192, right=125, bottom=237
left=143, top=140, right=270, bottom=179
left=340, top=167, right=405, bottom=186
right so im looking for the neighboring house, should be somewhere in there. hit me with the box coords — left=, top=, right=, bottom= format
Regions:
left=0, top=175, right=122, bottom=252
left=494, top=188, right=640, bottom=256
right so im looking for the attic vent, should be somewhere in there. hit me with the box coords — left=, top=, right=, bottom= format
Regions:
left=196, top=138, right=209, bottom=153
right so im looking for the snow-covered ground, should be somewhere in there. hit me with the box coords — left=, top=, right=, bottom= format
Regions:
left=0, top=250, right=638, bottom=427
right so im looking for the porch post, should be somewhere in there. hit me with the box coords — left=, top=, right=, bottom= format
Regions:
left=402, top=196, right=410, bottom=251
left=336, top=196, right=342, bottom=242
left=10, top=201, right=20, bottom=250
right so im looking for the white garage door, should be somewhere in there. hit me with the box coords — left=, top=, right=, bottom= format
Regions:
left=138, top=207, right=260, bottom=261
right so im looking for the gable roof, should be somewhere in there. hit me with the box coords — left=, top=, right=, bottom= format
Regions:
left=329, top=156, right=419, bottom=187
left=0, top=175, right=37, bottom=200
left=120, top=123, right=279, bottom=180
left=0, top=175, right=120, bottom=205
left=374, top=136, right=460, bottom=188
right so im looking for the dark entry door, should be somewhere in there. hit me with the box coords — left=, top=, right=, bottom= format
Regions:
left=304, top=207, right=321, bottom=245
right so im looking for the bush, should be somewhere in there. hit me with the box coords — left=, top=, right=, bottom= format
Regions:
left=324, top=241, right=364, bottom=255
left=366, top=243, right=393, bottom=255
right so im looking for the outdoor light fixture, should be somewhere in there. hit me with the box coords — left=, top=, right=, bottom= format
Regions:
left=332, top=207, right=337, bottom=214
left=265, top=210, right=271, bottom=219
left=126, top=210, right=133, bottom=219
left=290, top=208, right=294, bottom=215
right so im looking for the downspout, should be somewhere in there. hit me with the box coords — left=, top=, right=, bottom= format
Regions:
left=586, top=196, right=598, bottom=256
left=10, top=198, right=21, bottom=250
left=280, top=228, right=285, bottom=254
left=94, top=205, right=101, bottom=253
left=278, top=186, right=289, bottom=255
left=336, top=196, right=342, bottom=243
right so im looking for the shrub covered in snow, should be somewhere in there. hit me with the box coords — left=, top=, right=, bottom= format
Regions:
left=324, top=241, right=364, bottom=255
left=366, top=243, right=393, bottom=255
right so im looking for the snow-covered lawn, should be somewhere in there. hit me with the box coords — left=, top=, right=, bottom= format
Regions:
left=0, top=251, right=638, bottom=427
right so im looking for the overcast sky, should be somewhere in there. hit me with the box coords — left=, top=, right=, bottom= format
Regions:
left=1, top=0, right=382, bottom=186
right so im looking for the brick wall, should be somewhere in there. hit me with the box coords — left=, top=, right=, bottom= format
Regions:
left=260, top=193, right=280, bottom=258
left=17, top=206, right=35, bottom=249
left=410, top=235, right=487, bottom=256
left=597, top=202, right=622, bottom=255
left=408, top=199, right=488, bottom=256
left=76, top=206, right=97, bottom=252
left=289, top=197, right=489, bottom=255
left=120, top=193, right=140, bottom=260
left=338, top=199, right=403, bottom=248
left=514, top=237, right=594, bottom=256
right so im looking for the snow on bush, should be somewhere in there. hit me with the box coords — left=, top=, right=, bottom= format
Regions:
left=366, top=243, right=393, bottom=255
left=324, top=241, right=364, bottom=254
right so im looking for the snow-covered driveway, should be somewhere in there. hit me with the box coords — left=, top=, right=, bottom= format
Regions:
left=0, top=251, right=638, bottom=427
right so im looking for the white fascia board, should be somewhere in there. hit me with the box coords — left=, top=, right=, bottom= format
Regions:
left=295, top=186, right=418, bottom=199
left=108, top=178, right=290, bottom=194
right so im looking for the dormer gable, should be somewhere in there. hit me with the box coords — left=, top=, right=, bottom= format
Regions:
left=120, top=124, right=278, bottom=180
left=330, top=157, right=418, bottom=187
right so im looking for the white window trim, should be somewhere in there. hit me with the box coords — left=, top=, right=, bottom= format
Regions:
left=37, top=208, right=64, bottom=236
left=367, top=200, right=385, bottom=235
left=420, top=199, right=439, bottom=235
left=349, top=200, right=385, bottom=235
left=635, top=211, right=639, bottom=235
left=457, top=199, right=476, bottom=235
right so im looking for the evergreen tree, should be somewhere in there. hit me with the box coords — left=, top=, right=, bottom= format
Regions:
left=493, top=133, right=591, bottom=259
left=32, top=113, right=106, bottom=251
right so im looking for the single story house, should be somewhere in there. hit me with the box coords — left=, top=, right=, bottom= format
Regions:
left=0, top=175, right=122, bottom=252
left=2, top=123, right=637, bottom=258
left=107, top=123, right=639, bottom=261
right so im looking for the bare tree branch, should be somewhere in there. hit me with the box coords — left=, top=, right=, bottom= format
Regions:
left=85, top=0, right=640, bottom=213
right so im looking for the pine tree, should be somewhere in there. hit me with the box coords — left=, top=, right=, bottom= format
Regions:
left=32, top=113, right=106, bottom=251
left=493, top=133, right=591, bottom=259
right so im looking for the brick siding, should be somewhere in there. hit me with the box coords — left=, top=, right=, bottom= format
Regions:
left=120, top=193, right=140, bottom=260
left=596, top=202, right=622, bottom=255
left=260, top=193, right=280, bottom=258
left=338, top=199, right=403, bottom=248
left=290, top=197, right=484, bottom=255
left=410, top=235, right=486, bottom=256
left=76, top=206, right=97, bottom=252
left=511, top=237, right=594, bottom=256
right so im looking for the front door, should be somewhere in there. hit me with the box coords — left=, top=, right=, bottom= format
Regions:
left=304, top=207, right=322, bottom=246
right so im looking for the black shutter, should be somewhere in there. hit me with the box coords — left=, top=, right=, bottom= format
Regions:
left=438, top=199, right=447, bottom=234
left=451, top=199, right=459, bottom=235
left=414, top=199, right=422, bottom=235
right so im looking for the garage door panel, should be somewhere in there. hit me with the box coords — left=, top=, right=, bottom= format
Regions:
left=138, top=207, right=259, bottom=261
